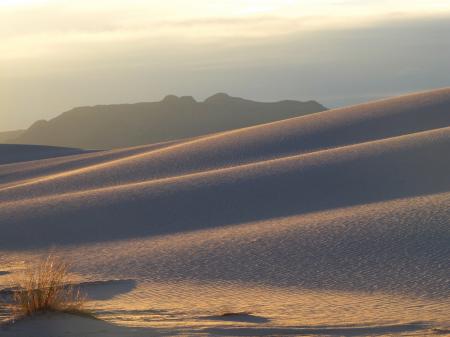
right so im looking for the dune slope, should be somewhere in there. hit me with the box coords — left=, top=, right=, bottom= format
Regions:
left=0, top=89, right=449, bottom=248
left=0, top=88, right=449, bottom=335
left=0, top=144, right=89, bottom=165
left=1, top=88, right=449, bottom=191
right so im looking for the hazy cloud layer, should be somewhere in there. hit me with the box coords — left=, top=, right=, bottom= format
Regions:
left=1, top=1, right=450, bottom=130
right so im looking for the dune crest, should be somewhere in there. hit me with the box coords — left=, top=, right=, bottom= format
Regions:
left=0, top=144, right=89, bottom=165
left=0, top=88, right=449, bottom=335
left=0, top=88, right=449, bottom=247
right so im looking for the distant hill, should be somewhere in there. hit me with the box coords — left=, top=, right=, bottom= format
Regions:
left=10, top=93, right=326, bottom=149
left=0, top=129, right=24, bottom=143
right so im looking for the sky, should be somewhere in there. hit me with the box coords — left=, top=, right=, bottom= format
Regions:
left=1, top=0, right=450, bottom=131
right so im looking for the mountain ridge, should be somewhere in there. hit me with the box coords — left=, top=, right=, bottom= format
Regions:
left=8, top=93, right=326, bottom=150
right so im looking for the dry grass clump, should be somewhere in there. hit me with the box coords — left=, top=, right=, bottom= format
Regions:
left=9, top=255, right=88, bottom=318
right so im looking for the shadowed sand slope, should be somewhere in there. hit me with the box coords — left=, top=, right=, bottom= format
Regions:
left=0, top=312, right=434, bottom=336
left=1, top=125, right=450, bottom=245
left=0, top=313, right=161, bottom=337
left=0, top=89, right=449, bottom=247
left=1, top=88, right=449, bottom=191
left=0, top=144, right=89, bottom=165
left=0, top=88, right=449, bottom=335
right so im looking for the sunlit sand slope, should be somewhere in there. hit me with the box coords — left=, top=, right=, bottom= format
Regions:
left=0, top=89, right=449, bottom=248
left=0, top=125, right=449, bottom=247
left=1, top=88, right=449, bottom=191
left=0, top=88, right=449, bottom=335
left=34, top=190, right=445, bottom=297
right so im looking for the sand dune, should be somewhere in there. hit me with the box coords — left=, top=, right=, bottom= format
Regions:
left=0, top=312, right=434, bottom=337
left=0, top=126, right=449, bottom=247
left=0, top=313, right=161, bottom=337
left=2, top=88, right=449, bottom=190
left=0, top=88, right=449, bottom=335
left=0, top=138, right=187, bottom=187
left=0, top=144, right=89, bottom=165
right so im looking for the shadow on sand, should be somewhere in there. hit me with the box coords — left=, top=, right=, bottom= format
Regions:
left=202, top=321, right=431, bottom=336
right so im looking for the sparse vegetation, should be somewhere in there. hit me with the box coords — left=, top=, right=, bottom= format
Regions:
left=8, top=255, right=90, bottom=319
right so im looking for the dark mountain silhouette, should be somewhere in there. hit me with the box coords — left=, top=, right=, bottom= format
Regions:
left=9, top=93, right=326, bottom=149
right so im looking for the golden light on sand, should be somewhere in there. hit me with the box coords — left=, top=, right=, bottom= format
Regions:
left=0, top=0, right=449, bottom=336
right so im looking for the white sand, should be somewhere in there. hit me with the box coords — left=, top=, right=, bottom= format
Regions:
left=0, top=144, right=89, bottom=165
left=0, top=88, right=449, bottom=336
left=0, top=313, right=161, bottom=337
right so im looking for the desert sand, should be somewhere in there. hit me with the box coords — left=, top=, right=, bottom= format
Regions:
left=0, top=88, right=449, bottom=336
left=0, top=144, right=89, bottom=165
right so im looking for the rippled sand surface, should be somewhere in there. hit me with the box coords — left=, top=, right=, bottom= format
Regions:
left=1, top=192, right=449, bottom=335
left=1, top=88, right=449, bottom=336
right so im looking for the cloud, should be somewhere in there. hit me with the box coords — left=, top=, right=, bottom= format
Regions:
left=3, top=0, right=449, bottom=45
left=1, top=3, right=450, bottom=130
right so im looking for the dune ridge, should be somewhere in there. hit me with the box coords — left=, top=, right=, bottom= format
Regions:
left=3, top=88, right=450, bottom=182
left=0, top=144, right=89, bottom=165
left=0, top=88, right=449, bottom=248
left=0, top=88, right=449, bottom=335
